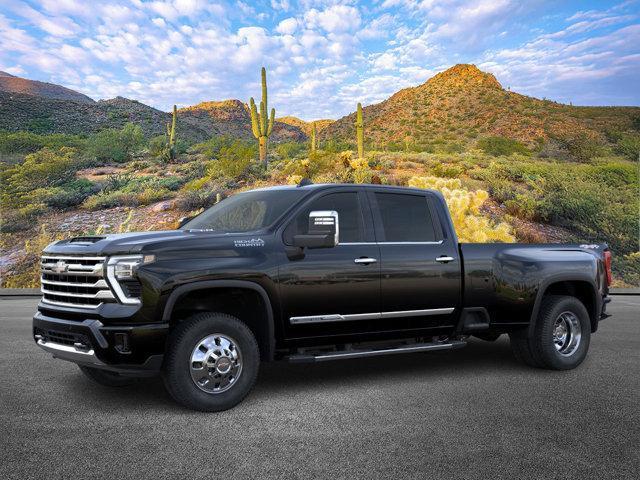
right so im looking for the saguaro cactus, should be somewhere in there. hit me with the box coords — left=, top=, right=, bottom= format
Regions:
left=310, top=122, right=317, bottom=152
left=166, top=104, right=177, bottom=161
left=250, top=67, right=275, bottom=167
left=355, top=102, right=364, bottom=160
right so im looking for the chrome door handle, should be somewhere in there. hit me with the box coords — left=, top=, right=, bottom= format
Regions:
left=435, top=256, right=455, bottom=263
left=354, top=257, right=377, bottom=264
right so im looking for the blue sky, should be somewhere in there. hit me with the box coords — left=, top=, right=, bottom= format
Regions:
left=0, top=0, right=638, bottom=120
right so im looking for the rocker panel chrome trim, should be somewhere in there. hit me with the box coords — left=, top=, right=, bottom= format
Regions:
left=289, top=307, right=455, bottom=325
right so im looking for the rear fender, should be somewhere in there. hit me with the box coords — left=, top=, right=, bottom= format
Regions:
left=528, top=274, right=600, bottom=335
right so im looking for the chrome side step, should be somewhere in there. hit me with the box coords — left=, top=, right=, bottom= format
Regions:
left=286, top=340, right=467, bottom=363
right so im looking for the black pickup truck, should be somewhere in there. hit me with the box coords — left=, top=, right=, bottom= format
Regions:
left=33, top=183, right=612, bottom=411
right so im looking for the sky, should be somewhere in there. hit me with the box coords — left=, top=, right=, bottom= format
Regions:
left=0, top=0, right=638, bottom=120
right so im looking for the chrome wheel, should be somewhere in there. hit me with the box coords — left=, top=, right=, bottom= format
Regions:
left=552, top=311, right=582, bottom=356
left=190, top=334, right=242, bottom=394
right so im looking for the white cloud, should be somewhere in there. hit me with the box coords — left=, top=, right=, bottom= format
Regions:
left=8, top=2, right=80, bottom=37
left=271, top=0, right=291, bottom=11
left=305, top=5, right=361, bottom=33
left=0, top=0, right=637, bottom=118
left=276, top=17, right=298, bottom=35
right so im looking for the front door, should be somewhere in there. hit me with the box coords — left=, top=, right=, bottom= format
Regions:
left=368, top=189, right=461, bottom=330
left=278, top=189, right=381, bottom=340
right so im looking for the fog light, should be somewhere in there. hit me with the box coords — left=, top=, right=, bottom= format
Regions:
left=114, top=333, right=131, bottom=354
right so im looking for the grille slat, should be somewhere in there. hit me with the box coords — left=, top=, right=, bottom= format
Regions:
left=40, top=255, right=114, bottom=309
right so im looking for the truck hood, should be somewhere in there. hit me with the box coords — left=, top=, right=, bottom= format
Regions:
left=43, top=230, right=266, bottom=256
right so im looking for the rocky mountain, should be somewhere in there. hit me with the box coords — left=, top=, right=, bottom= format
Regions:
left=0, top=71, right=94, bottom=104
left=321, top=64, right=640, bottom=147
left=0, top=73, right=306, bottom=143
left=277, top=116, right=334, bottom=135
left=179, top=100, right=306, bottom=142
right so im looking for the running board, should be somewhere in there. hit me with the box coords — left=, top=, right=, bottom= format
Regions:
left=286, top=340, right=467, bottom=363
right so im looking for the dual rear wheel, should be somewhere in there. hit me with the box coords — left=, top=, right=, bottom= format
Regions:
left=509, top=295, right=591, bottom=370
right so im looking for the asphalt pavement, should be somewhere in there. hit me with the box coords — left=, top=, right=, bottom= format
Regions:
left=1, top=296, right=638, bottom=479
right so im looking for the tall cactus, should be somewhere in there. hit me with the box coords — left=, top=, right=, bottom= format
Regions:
left=355, top=102, right=364, bottom=160
left=165, top=104, right=177, bottom=161
left=249, top=67, right=275, bottom=167
left=310, top=121, right=317, bottom=152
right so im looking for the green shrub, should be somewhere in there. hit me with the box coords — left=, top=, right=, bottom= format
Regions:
left=0, top=147, right=82, bottom=209
left=175, top=190, right=219, bottom=212
left=432, top=163, right=464, bottom=178
left=275, top=141, right=306, bottom=160
left=0, top=131, right=87, bottom=154
left=0, top=203, right=46, bottom=232
left=192, top=136, right=236, bottom=158
left=32, top=178, right=99, bottom=209
left=505, top=194, right=540, bottom=221
left=27, top=117, right=54, bottom=134
left=477, top=136, right=529, bottom=156
left=615, top=133, right=640, bottom=160
left=148, top=135, right=167, bottom=157
left=88, top=123, right=144, bottom=162
left=555, top=132, right=603, bottom=162
left=82, top=187, right=173, bottom=210
left=209, top=140, right=257, bottom=178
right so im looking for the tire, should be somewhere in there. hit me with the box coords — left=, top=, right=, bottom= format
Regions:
left=79, top=365, right=137, bottom=387
left=162, top=312, right=260, bottom=412
left=509, top=295, right=591, bottom=370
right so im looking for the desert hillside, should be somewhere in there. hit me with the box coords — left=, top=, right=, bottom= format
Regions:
left=0, top=65, right=638, bottom=287
left=322, top=64, right=639, bottom=151
left=0, top=71, right=94, bottom=104
left=0, top=74, right=305, bottom=143
left=179, top=100, right=306, bottom=142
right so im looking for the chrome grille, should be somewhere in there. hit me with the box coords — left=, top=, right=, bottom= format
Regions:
left=41, top=255, right=115, bottom=308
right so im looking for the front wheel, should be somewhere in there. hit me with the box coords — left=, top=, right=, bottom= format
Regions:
left=509, top=295, right=591, bottom=370
left=162, top=312, right=260, bottom=412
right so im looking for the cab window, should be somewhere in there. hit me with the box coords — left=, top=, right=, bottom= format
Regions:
left=283, top=192, right=365, bottom=244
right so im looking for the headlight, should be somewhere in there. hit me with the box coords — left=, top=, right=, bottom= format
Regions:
left=106, top=255, right=155, bottom=304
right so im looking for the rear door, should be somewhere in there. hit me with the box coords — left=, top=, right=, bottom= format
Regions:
left=368, top=189, right=461, bottom=329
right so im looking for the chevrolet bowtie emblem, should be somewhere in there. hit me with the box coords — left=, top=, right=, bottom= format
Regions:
left=52, top=260, right=68, bottom=274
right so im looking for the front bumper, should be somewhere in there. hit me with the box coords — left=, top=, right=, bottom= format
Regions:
left=33, top=310, right=168, bottom=376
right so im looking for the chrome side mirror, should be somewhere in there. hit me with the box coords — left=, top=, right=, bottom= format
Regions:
left=292, top=210, right=339, bottom=248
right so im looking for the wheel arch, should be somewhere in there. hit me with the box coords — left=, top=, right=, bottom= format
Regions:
left=162, top=280, right=276, bottom=361
left=529, top=275, right=600, bottom=334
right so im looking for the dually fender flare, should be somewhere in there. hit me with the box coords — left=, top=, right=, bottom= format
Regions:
left=161, top=279, right=276, bottom=360
left=527, top=273, right=599, bottom=335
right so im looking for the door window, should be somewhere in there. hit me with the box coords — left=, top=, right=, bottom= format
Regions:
left=374, top=193, right=437, bottom=242
left=284, top=192, right=365, bottom=244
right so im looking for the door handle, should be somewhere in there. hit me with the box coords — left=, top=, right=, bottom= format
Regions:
left=354, top=257, right=377, bottom=264
left=435, top=256, right=455, bottom=263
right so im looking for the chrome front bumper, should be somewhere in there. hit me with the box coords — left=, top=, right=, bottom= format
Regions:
left=35, top=336, right=106, bottom=367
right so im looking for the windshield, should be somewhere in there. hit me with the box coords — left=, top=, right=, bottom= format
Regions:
left=183, top=189, right=307, bottom=233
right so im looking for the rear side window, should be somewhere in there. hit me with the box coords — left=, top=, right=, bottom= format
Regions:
left=374, top=193, right=437, bottom=242
left=284, top=192, right=365, bottom=244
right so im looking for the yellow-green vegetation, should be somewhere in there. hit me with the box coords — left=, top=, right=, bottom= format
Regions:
left=408, top=176, right=514, bottom=242
left=1, top=63, right=639, bottom=286
left=88, top=123, right=144, bottom=162
left=1, top=226, right=65, bottom=288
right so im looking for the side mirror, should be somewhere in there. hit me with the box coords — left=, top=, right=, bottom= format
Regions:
left=178, top=216, right=193, bottom=228
left=292, top=210, right=339, bottom=249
